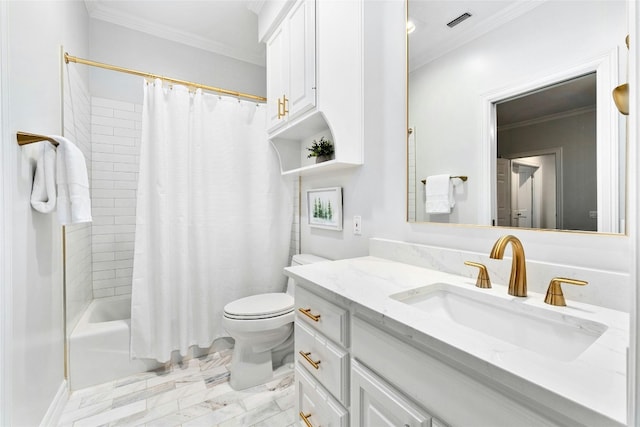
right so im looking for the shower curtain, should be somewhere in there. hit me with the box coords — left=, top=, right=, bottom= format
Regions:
left=131, top=79, right=293, bottom=363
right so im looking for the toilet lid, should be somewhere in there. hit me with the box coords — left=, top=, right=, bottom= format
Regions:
left=224, top=293, right=294, bottom=319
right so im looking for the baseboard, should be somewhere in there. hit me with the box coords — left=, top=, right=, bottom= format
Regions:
left=40, top=380, right=68, bottom=427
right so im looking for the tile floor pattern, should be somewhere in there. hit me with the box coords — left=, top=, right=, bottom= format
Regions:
left=58, top=349, right=298, bottom=427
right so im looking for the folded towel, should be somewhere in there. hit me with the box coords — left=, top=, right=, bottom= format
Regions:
left=30, top=142, right=57, bottom=213
left=425, top=174, right=454, bottom=214
left=52, top=135, right=92, bottom=225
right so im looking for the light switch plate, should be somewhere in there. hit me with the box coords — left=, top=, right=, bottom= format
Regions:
left=353, top=215, right=362, bottom=235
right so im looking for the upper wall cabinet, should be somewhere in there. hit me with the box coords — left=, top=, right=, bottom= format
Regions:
left=260, top=0, right=364, bottom=176
left=266, top=0, right=316, bottom=132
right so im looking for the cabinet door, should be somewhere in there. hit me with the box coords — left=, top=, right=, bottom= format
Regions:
left=266, top=23, right=287, bottom=131
left=351, top=360, right=431, bottom=427
left=297, top=366, right=349, bottom=427
left=286, top=0, right=316, bottom=119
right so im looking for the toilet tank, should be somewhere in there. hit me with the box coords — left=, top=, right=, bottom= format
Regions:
left=285, top=254, right=329, bottom=296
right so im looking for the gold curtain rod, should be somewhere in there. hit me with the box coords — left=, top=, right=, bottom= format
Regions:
left=17, top=131, right=59, bottom=147
left=421, top=176, right=468, bottom=185
left=64, top=52, right=267, bottom=103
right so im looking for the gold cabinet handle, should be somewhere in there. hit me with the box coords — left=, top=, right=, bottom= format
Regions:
left=299, top=351, right=321, bottom=369
left=277, top=97, right=284, bottom=119
left=298, top=307, right=321, bottom=322
left=282, top=94, right=289, bottom=115
left=464, top=261, right=492, bottom=288
left=544, top=277, right=588, bottom=306
left=299, top=412, right=314, bottom=427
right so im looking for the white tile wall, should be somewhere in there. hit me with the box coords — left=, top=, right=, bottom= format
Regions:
left=63, top=64, right=93, bottom=332
left=90, top=97, right=142, bottom=298
left=290, top=178, right=301, bottom=262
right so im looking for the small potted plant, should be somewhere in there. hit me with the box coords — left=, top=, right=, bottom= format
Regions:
left=306, top=137, right=334, bottom=164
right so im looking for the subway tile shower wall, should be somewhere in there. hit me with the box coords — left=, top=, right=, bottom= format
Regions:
left=64, top=65, right=93, bottom=328
left=90, top=97, right=142, bottom=298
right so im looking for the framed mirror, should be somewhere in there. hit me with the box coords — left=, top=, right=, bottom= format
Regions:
left=407, top=0, right=628, bottom=233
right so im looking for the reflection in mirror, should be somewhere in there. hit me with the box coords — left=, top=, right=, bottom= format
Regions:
left=407, top=0, right=627, bottom=233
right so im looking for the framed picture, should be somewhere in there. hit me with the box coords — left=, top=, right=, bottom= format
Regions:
left=306, top=187, right=343, bottom=231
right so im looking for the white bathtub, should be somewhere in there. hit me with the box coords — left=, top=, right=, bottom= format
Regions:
left=69, top=295, right=162, bottom=390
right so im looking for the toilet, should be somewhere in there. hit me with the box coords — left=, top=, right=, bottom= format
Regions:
left=223, top=253, right=328, bottom=390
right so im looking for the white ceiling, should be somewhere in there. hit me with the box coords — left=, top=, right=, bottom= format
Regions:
left=84, top=0, right=266, bottom=66
left=408, top=0, right=596, bottom=123
left=408, top=0, right=543, bottom=70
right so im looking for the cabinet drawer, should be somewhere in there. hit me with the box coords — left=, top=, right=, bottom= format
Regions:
left=296, top=286, right=349, bottom=347
left=295, top=319, right=349, bottom=405
left=296, top=365, right=348, bottom=427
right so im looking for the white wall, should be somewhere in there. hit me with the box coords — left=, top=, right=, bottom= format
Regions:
left=300, top=1, right=633, bottom=313
left=3, top=1, right=90, bottom=425
left=409, top=0, right=626, bottom=226
left=89, top=19, right=266, bottom=105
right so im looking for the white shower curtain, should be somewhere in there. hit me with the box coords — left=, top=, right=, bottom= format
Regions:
left=131, top=80, right=293, bottom=363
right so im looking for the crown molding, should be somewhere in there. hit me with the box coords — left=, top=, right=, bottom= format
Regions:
left=410, top=0, right=547, bottom=72
left=85, top=1, right=265, bottom=67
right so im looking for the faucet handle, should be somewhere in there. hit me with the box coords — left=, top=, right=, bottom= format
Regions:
left=544, top=277, right=588, bottom=306
left=464, top=261, right=492, bottom=288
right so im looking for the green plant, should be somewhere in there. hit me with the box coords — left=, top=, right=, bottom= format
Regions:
left=306, top=137, right=334, bottom=158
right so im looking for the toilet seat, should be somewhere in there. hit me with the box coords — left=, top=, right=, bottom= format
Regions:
left=223, top=293, right=294, bottom=320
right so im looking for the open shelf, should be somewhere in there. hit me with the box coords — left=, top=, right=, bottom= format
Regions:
left=269, top=108, right=362, bottom=177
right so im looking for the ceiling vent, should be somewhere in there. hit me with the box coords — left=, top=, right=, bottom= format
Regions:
left=447, top=12, right=472, bottom=28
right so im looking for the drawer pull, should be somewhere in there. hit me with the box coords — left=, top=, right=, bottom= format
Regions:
left=299, top=351, right=321, bottom=369
left=299, top=412, right=314, bottom=427
left=298, top=307, right=321, bottom=322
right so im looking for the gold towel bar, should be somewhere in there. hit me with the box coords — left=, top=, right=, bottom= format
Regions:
left=17, top=131, right=59, bottom=147
left=421, top=176, right=468, bottom=185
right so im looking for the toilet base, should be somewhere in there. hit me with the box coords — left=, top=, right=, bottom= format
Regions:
left=227, top=324, right=294, bottom=390
left=229, top=340, right=275, bottom=390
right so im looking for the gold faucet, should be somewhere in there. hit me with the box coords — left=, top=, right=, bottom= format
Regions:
left=489, top=235, right=527, bottom=297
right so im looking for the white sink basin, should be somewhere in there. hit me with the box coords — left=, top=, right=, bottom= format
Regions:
left=389, top=283, right=607, bottom=362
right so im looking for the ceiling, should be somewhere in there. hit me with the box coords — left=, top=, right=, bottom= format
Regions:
left=408, top=0, right=596, bottom=124
left=497, top=73, right=597, bottom=127
left=408, top=0, right=542, bottom=70
left=84, top=0, right=266, bottom=66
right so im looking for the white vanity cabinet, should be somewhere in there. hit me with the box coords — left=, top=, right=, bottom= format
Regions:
left=287, top=256, right=627, bottom=427
left=295, top=285, right=350, bottom=425
left=351, top=316, right=565, bottom=427
left=266, top=0, right=316, bottom=132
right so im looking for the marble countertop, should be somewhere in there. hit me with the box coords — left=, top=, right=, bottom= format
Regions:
left=285, top=256, right=629, bottom=425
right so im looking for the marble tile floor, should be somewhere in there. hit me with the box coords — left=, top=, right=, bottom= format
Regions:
left=58, top=349, right=298, bottom=427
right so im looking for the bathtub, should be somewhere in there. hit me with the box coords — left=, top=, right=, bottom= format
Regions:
left=69, top=295, right=162, bottom=390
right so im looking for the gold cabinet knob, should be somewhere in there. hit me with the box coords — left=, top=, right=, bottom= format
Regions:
left=544, top=277, right=588, bottom=306
left=464, top=261, right=492, bottom=288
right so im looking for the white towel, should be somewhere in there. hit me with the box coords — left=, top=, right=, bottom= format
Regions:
left=425, top=174, right=454, bottom=214
left=52, top=135, right=92, bottom=225
left=30, top=142, right=57, bottom=213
